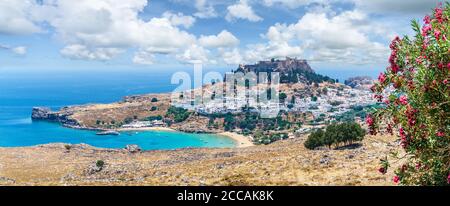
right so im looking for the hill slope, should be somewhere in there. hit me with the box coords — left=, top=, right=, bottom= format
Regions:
left=0, top=134, right=401, bottom=186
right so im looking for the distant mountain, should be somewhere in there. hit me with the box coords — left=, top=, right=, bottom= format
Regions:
left=234, top=57, right=335, bottom=84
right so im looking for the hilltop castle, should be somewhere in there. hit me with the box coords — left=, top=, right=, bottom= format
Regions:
left=236, top=57, right=314, bottom=74
left=233, top=57, right=334, bottom=84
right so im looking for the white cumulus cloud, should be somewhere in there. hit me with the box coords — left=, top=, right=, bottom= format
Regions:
left=61, top=44, right=124, bottom=61
left=162, top=11, right=196, bottom=29
left=0, top=44, right=27, bottom=55
left=0, top=0, right=41, bottom=35
left=23, top=0, right=199, bottom=62
left=219, top=48, right=243, bottom=65
left=262, top=0, right=319, bottom=9
left=193, top=0, right=218, bottom=19
left=12, top=46, right=27, bottom=55
left=175, top=44, right=213, bottom=64
left=199, top=30, right=240, bottom=48
left=133, top=50, right=155, bottom=65
left=226, top=0, right=263, bottom=22
left=237, top=9, right=390, bottom=65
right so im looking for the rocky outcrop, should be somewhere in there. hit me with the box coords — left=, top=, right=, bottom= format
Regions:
left=31, top=107, right=80, bottom=127
left=236, top=57, right=314, bottom=74
left=235, top=57, right=335, bottom=84
left=125, top=145, right=142, bottom=153
left=31, top=107, right=53, bottom=120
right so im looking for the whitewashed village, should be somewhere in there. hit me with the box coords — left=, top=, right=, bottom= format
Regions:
left=120, top=58, right=380, bottom=138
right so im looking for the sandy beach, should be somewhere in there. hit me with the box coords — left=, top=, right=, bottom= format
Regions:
left=218, top=132, right=254, bottom=148
left=117, top=127, right=254, bottom=148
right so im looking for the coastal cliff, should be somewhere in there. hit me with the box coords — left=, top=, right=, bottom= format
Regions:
left=30, top=93, right=173, bottom=131
left=31, top=107, right=80, bottom=127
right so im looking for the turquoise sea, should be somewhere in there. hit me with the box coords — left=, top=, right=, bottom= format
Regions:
left=0, top=69, right=237, bottom=150
left=0, top=68, right=377, bottom=150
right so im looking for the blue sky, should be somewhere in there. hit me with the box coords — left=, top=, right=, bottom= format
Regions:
left=0, top=0, right=442, bottom=74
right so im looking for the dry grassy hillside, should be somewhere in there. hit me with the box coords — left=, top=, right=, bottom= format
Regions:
left=65, top=93, right=171, bottom=129
left=0, top=134, right=401, bottom=186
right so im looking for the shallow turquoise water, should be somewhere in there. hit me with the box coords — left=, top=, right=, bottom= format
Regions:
left=0, top=120, right=236, bottom=150
left=0, top=68, right=365, bottom=150
left=0, top=70, right=236, bottom=150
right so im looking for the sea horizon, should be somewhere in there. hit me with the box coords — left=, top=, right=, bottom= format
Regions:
left=0, top=65, right=379, bottom=148
left=0, top=68, right=245, bottom=150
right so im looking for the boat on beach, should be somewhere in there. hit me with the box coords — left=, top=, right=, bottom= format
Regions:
left=96, top=130, right=120, bottom=136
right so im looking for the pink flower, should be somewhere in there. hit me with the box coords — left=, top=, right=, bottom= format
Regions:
left=399, top=128, right=408, bottom=148
left=415, top=163, right=421, bottom=170
left=366, top=115, right=374, bottom=126
left=391, top=65, right=399, bottom=74
left=393, top=176, right=400, bottom=183
left=374, top=94, right=383, bottom=102
left=447, top=63, right=450, bottom=70
left=390, top=36, right=400, bottom=49
left=434, top=30, right=441, bottom=40
left=436, top=131, right=444, bottom=137
left=422, top=25, right=432, bottom=36
left=448, top=174, right=450, bottom=184
left=408, top=119, right=416, bottom=127
left=444, top=79, right=448, bottom=84
left=435, top=7, right=443, bottom=23
left=399, top=96, right=408, bottom=105
left=423, top=15, right=431, bottom=24
left=378, top=73, right=386, bottom=83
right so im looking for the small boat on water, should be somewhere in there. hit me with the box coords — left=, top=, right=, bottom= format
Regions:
left=96, top=130, right=120, bottom=136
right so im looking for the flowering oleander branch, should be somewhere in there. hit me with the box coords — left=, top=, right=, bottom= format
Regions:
left=370, top=2, right=450, bottom=186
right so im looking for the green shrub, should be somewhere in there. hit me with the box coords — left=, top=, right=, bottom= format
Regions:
left=166, top=106, right=191, bottom=123
left=253, top=132, right=288, bottom=145
left=64, top=144, right=72, bottom=150
left=96, top=160, right=105, bottom=168
left=124, top=117, right=134, bottom=124
left=224, top=112, right=235, bottom=131
left=304, top=122, right=365, bottom=150
left=304, top=129, right=325, bottom=149
left=143, top=115, right=162, bottom=121
left=279, top=92, right=287, bottom=102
